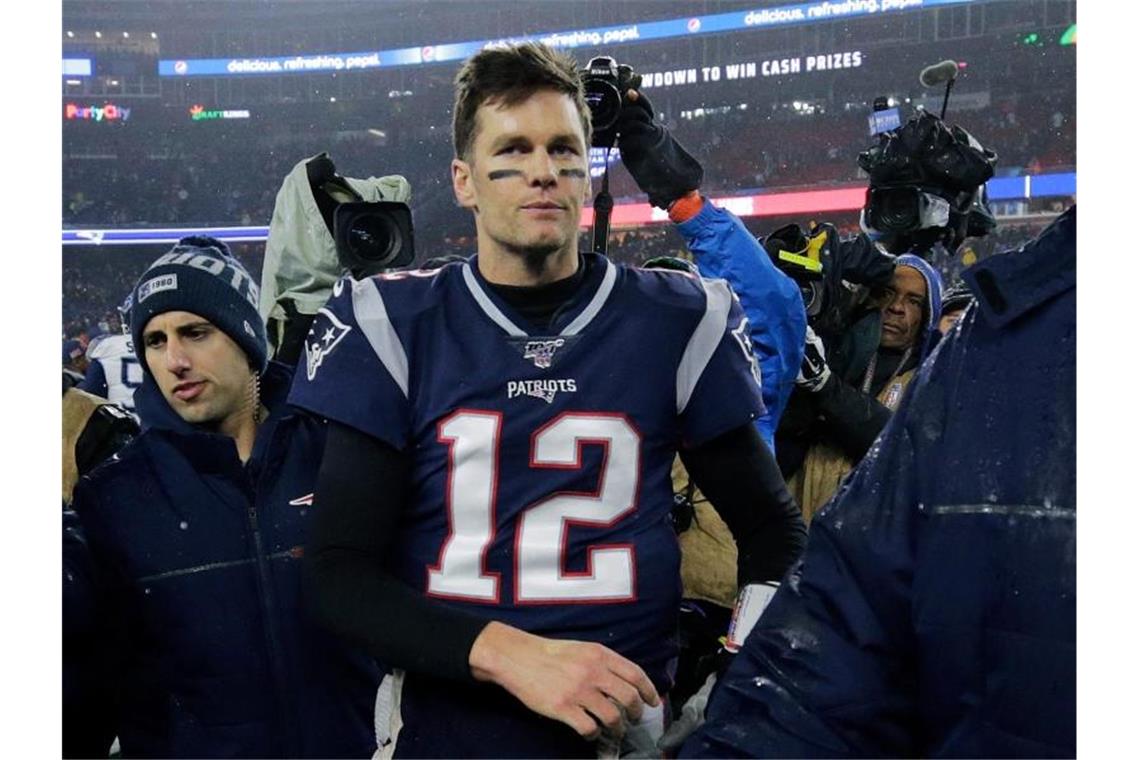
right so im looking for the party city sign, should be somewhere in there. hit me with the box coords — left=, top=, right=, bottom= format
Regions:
left=64, top=103, right=131, bottom=122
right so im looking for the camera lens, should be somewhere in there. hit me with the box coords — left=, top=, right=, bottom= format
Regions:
left=872, top=188, right=920, bottom=232
left=348, top=213, right=399, bottom=262
left=584, top=81, right=621, bottom=133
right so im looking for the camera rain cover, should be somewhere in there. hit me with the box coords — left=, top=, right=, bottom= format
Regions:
left=858, top=110, right=997, bottom=193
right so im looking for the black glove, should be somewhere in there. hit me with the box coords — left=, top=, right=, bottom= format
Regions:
left=615, top=91, right=703, bottom=209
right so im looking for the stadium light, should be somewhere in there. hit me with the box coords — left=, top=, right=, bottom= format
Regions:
left=94, top=31, right=102, bottom=38
left=66, top=30, right=74, bottom=38
left=151, top=32, right=158, bottom=39
left=329, top=97, right=337, bottom=102
left=123, top=31, right=130, bottom=38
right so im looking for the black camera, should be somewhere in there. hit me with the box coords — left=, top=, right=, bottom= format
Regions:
left=858, top=110, right=995, bottom=193
left=864, top=185, right=951, bottom=234
left=762, top=223, right=828, bottom=319
left=304, top=153, right=415, bottom=278
left=580, top=56, right=642, bottom=145
left=333, top=201, right=415, bottom=277
left=857, top=110, right=996, bottom=253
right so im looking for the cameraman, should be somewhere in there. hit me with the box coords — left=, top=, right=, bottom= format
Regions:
left=771, top=110, right=995, bottom=520
left=781, top=253, right=942, bottom=521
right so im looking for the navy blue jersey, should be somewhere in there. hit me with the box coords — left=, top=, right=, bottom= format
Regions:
left=290, top=253, right=763, bottom=691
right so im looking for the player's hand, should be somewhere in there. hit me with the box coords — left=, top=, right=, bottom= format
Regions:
left=796, top=325, right=832, bottom=393
left=616, top=90, right=704, bottom=209
left=469, top=621, right=661, bottom=740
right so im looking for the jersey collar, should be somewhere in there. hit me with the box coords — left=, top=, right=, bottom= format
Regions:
left=461, top=252, right=617, bottom=337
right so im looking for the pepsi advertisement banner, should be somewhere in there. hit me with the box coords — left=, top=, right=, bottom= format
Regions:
left=157, top=0, right=974, bottom=77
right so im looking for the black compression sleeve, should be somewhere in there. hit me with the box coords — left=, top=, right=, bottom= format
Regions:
left=680, top=424, right=807, bottom=586
left=303, top=420, right=490, bottom=682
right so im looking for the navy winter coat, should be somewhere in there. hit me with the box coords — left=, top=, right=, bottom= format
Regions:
left=65, top=361, right=381, bottom=758
left=683, top=206, right=1076, bottom=758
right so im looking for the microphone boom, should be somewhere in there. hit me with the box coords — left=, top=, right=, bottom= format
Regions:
left=919, top=60, right=959, bottom=87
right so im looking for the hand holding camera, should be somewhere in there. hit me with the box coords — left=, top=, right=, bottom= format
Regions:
left=580, top=56, right=703, bottom=210
left=615, top=89, right=704, bottom=210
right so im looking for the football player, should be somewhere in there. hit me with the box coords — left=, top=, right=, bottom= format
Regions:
left=291, top=42, right=806, bottom=757
left=79, top=295, right=143, bottom=412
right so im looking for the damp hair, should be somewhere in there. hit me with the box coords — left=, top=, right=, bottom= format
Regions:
left=451, top=42, right=592, bottom=162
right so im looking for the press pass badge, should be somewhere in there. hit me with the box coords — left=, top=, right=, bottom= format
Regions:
left=725, top=582, right=780, bottom=652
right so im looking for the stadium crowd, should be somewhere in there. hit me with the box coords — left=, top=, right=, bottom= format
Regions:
left=63, top=90, right=1074, bottom=232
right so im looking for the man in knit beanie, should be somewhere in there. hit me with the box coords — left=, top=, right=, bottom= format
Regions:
left=126, top=235, right=269, bottom=456
left=63, top=236, right=381, bottom=757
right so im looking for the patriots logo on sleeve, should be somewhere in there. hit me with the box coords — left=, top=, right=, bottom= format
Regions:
left=305, top=307, right=353, bottom=381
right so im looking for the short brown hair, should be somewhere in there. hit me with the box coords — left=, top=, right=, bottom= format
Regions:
left=452, top=42, right=592, bottom=161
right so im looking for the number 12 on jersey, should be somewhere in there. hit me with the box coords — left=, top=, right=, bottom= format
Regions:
left=427, top=410, right=641, bottom=605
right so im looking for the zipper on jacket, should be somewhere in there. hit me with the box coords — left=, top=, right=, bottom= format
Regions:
left=246, top=420, right=304, bottom=758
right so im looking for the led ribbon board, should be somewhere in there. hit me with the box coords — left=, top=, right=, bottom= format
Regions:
left=155, top=0, right=975, bottom=77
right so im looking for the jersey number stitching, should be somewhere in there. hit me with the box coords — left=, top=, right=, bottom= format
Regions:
left=427, top=410, right=639, bottom=604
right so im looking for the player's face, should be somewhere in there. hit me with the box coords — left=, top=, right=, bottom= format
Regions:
left=879, top=266, right=927, bottom=350
left=451, top=89, right=590, bottom=263
left=142, top=310, right=253, bottom=430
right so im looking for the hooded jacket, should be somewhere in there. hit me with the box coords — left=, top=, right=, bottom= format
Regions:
left=685, top=205, right=1075, bottom=758
left=817, top=253, right=943, bottom=445
left=777, top=251, right=943, bottom=476
left=64, top=362, right=381, bottom=758
left=779, top=251, right=943, bottom=519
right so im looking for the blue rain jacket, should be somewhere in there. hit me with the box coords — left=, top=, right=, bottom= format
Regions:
left=676, top=200, right=807, bottom=450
